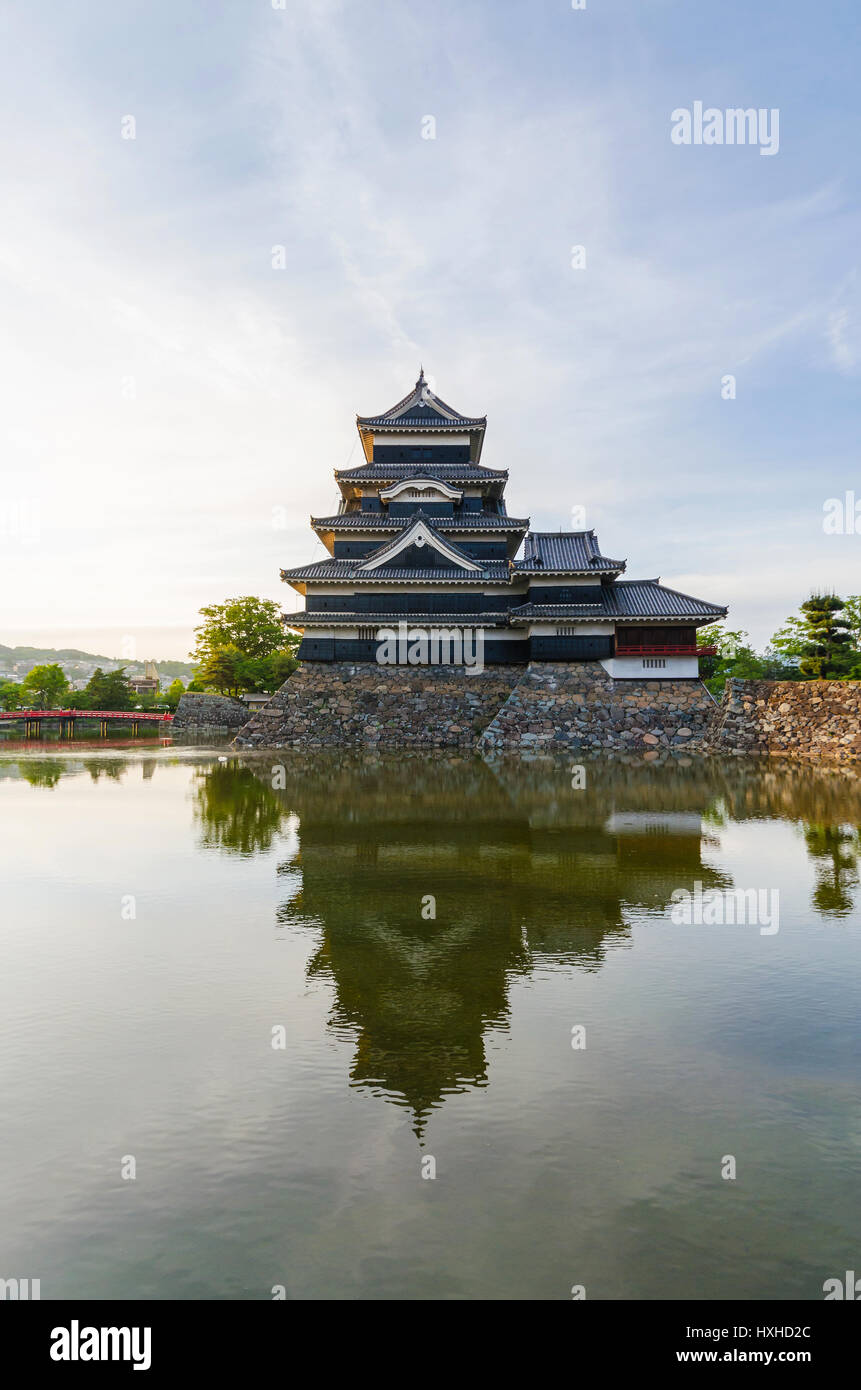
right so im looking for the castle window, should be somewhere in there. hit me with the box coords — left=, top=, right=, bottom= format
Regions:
left=556, top=626, right=578, bottom=636
left=400, top=486, right=448, bottom=501
left=642, top=658, right=666, bottom=669
left=358, top=626, right=376, bottom=641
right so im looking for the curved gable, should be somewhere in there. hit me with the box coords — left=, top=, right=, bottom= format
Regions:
left=358, top=514, right=482, bottom=573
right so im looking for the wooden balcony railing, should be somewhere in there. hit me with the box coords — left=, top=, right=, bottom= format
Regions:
left=615, top=644, right=717, bottom=657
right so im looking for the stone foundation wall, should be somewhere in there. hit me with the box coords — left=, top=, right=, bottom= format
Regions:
left=478, top=662, right=716, bottom=753
left=233, top=662, right=523, bottom=750
left=228, top=665, right=861, bottom=758
left=172, top=692, right=250, bottom=735
left=233, top=661, right=715, bottom=752
left=707, top=678, right=861, bottom=761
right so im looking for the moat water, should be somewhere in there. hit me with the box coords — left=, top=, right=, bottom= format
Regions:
left=1, top=741, right=860, bottom=1300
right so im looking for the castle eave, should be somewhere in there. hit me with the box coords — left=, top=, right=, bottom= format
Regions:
left=287, top=611, right=512, bottom=628
left=335, top=463, right=507, bottom=483
left=281, top=562, right=513, bottom=584
left=310, top=514, right=529, bottom=531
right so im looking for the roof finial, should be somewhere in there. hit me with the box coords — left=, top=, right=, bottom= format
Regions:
left=417, top=364, right=426, bottom=387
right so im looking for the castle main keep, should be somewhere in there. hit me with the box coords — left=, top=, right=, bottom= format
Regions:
left=280, top=371, right=727, bottom=675
left=234, top=372, right=727, bottom=751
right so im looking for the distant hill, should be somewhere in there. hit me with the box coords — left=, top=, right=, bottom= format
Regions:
left=0, top=644, right=116, bottom=662
left=0, top=645, right=196, bottom=682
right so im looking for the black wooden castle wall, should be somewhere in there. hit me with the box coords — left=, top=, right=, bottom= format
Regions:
left=296, top=634, right=612, bottom=663
left=307, top=591, right=520, bottom=613
left=332, top=539, right=510, bottom=560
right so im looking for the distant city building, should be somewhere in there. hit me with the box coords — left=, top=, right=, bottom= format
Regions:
left=129, top=660, right=160, bottom=696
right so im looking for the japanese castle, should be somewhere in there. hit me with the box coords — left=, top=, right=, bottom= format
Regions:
left=282, top=372, right=726, bottom=675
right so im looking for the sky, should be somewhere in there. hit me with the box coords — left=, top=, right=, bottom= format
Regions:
left=0, top=0, right=859, bottom=659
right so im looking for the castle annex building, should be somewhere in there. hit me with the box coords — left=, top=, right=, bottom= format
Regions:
left=281, top=372, right=726, bottom=677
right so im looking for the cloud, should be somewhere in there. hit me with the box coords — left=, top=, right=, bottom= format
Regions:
left=1, top=1, right=859, bottom=656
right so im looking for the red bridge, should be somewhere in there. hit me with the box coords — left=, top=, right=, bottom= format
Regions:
left=0, top=709, right=174, bottom=737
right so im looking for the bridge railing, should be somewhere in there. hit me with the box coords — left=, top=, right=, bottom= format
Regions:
left=0, top=709, right=173, bottom=721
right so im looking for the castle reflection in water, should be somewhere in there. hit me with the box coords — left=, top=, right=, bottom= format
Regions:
left=191, top=752, right=861, bottom=1135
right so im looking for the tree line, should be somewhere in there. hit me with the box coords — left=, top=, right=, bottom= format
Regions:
left=0, top=665, right=187, bottom=711
left=0, top=597, right=299, bottom=709
left=699, top=593, right=861, bottom=695
left=3, top=592, right=859, bottom=711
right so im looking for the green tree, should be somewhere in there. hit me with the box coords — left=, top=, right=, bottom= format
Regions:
left=797, top=595, right=853, bottom=678
left=840, top=595, right=861, bottom=650
left=771, top=614, right=809, bottom=661
left=238, top=639, right=301, bottom=692
left=0, top=679, right=21, bottom=710
left=698, top=625, right=770, bottom=697
left=20, top=663, right=69, bottom=708
left=697, top=623, right=803, bottom=697
left=266, top=644, right=300, bottom=686
left=697, top=623, right=747, bottom=659
left=199, top=645, right=246, bottom=696
left=759, top=645, right=805, bottom=680
left=192, top=596, right=286, bottom=665
left=772, top=595, right=859, bottom=678
left=162, top=678, right=186, bottom=709
left=84, top=667, right=134, bottom=709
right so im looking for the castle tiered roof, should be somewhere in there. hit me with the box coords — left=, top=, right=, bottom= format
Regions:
left=513, top=530, right=625, bottom=576
left=282, top=370, right=727, bottom=662
left=352, top=511, right=484, bottom=572
left=509, top=580, right=727, bottom=624
left=335, top=461, right=506, bottom=483
left=282, top=559, right=513, bottom=585
left=311, top=512, right=527, bottom=532
left=356, top=369, right=487, bottom=429
left=356, top=369, right=488, bottom=461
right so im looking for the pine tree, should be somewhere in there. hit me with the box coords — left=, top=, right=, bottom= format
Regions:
left=797, top=595, right=853, bottom=678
